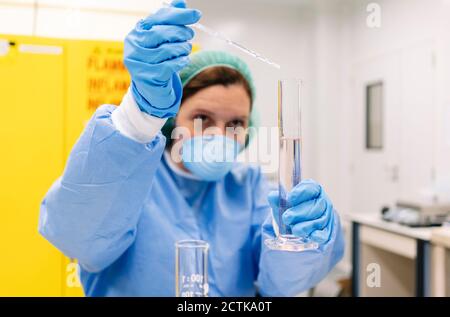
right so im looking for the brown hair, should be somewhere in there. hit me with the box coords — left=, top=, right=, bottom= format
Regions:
left=181, top=66, right=253, bottom=106
left=162, top=66, right=253, bottom=148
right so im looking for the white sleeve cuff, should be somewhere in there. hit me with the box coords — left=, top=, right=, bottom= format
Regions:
left=111, top=88, right=168, bottom=143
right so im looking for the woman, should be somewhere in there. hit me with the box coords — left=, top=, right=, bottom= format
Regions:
left=39, top=0, right=344, bottom=296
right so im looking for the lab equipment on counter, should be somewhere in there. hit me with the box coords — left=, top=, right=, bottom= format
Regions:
left=176, top=240, right=209, bottom=297
left=163, top=1, right=280, bottom=69
left=264, top=79, right=319, bottom=252
left=382, top=200, right=450, bottom=227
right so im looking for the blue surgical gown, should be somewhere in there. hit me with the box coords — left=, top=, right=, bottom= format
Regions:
left=39, top=105, right=345, bottom=296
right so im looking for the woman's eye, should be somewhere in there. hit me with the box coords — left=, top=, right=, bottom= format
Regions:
left=228, top=120, right=245, bottom=128
left=193, top=114, right=209, bottom=122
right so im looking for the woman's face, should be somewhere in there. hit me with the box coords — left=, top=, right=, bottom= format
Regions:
left=174, top=84, right=251, bottom=145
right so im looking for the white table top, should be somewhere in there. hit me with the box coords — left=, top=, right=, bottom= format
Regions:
left=431, top=227, right=450, bottom=248
left=342, top=212, right=434, bottom=241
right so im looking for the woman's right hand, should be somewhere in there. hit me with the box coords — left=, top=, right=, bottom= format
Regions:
left=124, top=0, right=202, bottom=118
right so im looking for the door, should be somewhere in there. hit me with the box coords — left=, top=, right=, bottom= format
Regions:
left=350, top=52, right=402, bottom=214
left=350, top=42, right=436, bottom=214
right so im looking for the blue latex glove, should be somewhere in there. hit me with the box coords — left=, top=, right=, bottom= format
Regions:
left=267, top=179, right=335, bottom=244
left=123, top=0, right=202, bottom=118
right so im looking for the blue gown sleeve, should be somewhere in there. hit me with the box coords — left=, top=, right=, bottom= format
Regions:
left=38, top=105, right=166, bottom=273
left=251, top=168, right=345, bottom=296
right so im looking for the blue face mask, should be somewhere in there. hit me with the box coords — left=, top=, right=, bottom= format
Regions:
left=181, top=135, right=241, bottom=182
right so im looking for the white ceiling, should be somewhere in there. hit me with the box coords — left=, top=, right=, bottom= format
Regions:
left=228, top=0, right=314, bottom=7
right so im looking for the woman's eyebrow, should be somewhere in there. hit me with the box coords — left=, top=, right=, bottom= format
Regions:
left=229, top=115, right=249, bottom=121
left=192, top=107, right=249, bottom=121
left=192, top=108, right=215, bottom=116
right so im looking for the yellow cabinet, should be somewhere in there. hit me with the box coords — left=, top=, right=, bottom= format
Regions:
left=0, top=34, right=199, bottom=296
left=0, top=35, right=130, bottom=296
left=0, top=37, right=65, bottom=296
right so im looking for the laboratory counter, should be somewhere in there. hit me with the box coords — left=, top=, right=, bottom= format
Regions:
left=343, top=212, right=450, bottom=297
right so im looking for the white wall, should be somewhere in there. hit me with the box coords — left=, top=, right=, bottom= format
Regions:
left=299, top=0, right=450, bottom=268
left=434, top=1, right=450, bottom=200
left=0, top=0, right=161, bottom=39
left=306, top=0, right=450, bottom=272
left=312, top=0, right=450, bottom=215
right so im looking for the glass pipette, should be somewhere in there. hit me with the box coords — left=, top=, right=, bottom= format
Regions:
left=162, top=2, right=281, bottom=69
left=192, top=23, right=281, bottom=69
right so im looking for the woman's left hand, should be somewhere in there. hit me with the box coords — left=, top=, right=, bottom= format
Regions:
left=267, top=179, right=335, bottom=244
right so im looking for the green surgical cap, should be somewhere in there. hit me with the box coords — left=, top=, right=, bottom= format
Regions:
left=180, top=50, right=256, bottom=102
left=162, top=50, right=259, bottom=147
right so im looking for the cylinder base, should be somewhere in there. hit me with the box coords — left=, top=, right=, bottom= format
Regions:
left=264, top=235, right=319, bottom=252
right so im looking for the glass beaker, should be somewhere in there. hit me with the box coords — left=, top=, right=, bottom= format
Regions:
left=175, top=239, right=209, bottom=297
left=264, top=79, right=319, bottom=252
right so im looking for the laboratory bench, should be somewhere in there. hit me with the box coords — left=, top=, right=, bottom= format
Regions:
left=430, top=227, right=450, bottom=296
left=344, top=212, right=450, bottom=297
